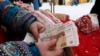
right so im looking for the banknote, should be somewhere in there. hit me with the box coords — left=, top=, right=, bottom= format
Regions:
left=38, top=21, right=79, bottom=48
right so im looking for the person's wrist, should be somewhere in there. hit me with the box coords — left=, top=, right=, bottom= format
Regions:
left=25, top=16, right=37, bottom=32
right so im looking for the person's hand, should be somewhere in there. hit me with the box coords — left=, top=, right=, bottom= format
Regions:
left=29, top=21, right=44, bottom=39
left=14, top=1, right=33, bottom=12
left=14, top=1, right=62, bottom=24
left=36, top=39, right=63, bottom=56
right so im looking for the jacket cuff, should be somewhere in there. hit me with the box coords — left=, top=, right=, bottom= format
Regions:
left=25, top=15, right=37, bottom=32
left=28, top=43, right=41, bottom=56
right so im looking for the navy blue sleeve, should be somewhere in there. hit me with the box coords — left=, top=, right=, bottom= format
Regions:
left=0, top=0, right=37, bottom=35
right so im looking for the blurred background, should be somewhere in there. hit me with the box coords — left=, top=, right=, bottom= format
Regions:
left=40, top=0, right=95, bottom=20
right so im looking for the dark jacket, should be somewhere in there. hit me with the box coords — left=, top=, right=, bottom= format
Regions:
left=0, top=0, right=40, bottom=56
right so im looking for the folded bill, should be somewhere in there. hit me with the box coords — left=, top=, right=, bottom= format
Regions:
left=24, top=20, right=79, bottom=48
left=38, top=21, right=79, bottom=48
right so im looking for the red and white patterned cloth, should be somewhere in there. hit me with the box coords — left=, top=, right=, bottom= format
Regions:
left=75, top=14, right=99, bottom=34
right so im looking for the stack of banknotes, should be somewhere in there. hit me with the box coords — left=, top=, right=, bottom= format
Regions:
left=24, top=21, right=79, bottom=48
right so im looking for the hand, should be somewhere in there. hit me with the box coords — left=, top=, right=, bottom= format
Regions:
left=36, top=39, right=63, bottom=56
left=14, top=1, right=62, bottom=24
left=14, top=1, right=33, bottom=12
left=29, top=21, right=44, bottom=39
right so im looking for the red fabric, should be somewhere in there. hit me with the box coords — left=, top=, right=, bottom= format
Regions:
left=0, top=26, right=6, bottom=43
left=71, top=27, right=100, bottom=56
left=61, top=15, right=70, bottom=23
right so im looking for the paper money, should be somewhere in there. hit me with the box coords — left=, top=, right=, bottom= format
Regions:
left=23, top=32, right=37, bottom=43
left=38, top=21, right=79, bottom=48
